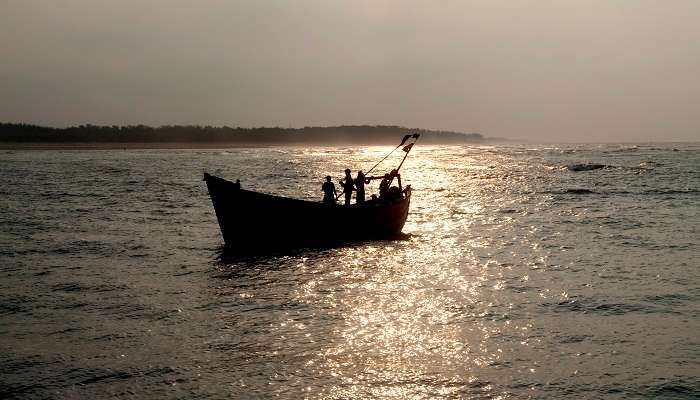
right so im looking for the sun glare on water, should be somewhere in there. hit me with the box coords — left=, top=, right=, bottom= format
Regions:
left=279, top=146, right=535, bottom=398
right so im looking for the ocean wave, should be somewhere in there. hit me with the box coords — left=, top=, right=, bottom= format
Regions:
left=564, top=188, right=595, bottom=194
left=544, top=188, right=700, bottom=197
left=604, top=145, right=640, bottom=153
left=640, top=293, right=693, bottom=306
left=566, top=163, right=607, bottom=171
left=0, top=300, right=29, bottom=315
left=644, top=189, right=700, bottom=195
left=542, top=298, right=646, bottom=316
left=639, top=379, right=700, bottom=399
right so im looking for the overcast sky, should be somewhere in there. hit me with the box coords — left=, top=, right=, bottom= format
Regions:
left=2, top=0, right=699, bottom=142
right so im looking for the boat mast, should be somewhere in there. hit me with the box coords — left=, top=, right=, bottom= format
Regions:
left=365, top=134, right=412, bottom=175
left=390, top=133, right=420, bottom=190
left=395, top=133, right=420, bottom=174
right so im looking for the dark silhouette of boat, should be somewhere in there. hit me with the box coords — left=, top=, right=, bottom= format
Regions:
left=204, top=134, right=420, bottom=250
left=204, top=173, right=410, bottom=249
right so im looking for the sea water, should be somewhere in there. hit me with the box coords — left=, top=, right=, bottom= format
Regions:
left=1, top=143, right=698, bottom=399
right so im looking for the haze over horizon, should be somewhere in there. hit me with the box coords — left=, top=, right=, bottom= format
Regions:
left=2, top=1, right=699, bottom=143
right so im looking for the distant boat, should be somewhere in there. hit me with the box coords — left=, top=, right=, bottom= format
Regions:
left=204, top=134, right=419, bottom=250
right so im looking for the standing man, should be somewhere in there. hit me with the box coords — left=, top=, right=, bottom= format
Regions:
left=378, top=173, right=391, bottom=199
left=321, top=176, right=337, bottom=205
left=355, top=170, right=367, bottom=205
left=340, top=169, right=354, bottom=206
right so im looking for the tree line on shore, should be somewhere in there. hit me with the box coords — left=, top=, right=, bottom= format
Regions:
left=0, top=123, right=483, bottom=144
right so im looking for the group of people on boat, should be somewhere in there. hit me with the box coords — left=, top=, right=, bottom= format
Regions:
left=322, top=168, right=402, bottom=206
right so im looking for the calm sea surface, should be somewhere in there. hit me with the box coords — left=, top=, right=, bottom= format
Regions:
left=1, top=143, right=699, bottom=399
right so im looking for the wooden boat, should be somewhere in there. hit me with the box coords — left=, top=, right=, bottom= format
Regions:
left=204, top=134, right=420, bottom=250
left=204, top=173, right=411, bottom=249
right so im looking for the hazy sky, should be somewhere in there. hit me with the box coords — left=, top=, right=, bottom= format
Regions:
left=2, top=1, right=699, bottom=142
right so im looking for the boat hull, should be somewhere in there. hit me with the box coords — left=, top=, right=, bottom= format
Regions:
left=204, top=173, right=410, bottom=249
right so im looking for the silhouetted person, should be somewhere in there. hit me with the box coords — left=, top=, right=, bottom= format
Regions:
left=321, top=176, right=337, bottom=205
left=355, top=170, right=367, bottom=205
left=340, top=168, right=354, bottom=206
left=233, top=179, right=241, bottom=189
left=379, top=173, right=391, bottom=198
left=390, top=169, right=401, bottom=191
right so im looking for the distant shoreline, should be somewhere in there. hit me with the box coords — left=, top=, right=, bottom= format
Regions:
left=0, top=123, right=485, bottom=148
left=3, top=140, right=696, bottom=150
left=0, top=142, right=281, bottom=150
left=0, top=141, right=509, bottom=150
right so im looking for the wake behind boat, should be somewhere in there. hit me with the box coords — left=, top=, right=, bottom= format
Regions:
left=204, top=134, right=419, bottom=250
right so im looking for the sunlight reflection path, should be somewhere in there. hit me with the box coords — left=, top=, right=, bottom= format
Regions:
left=213, top=146, right=576, bottom=398
left=283, top=147, right=549, bottom=398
